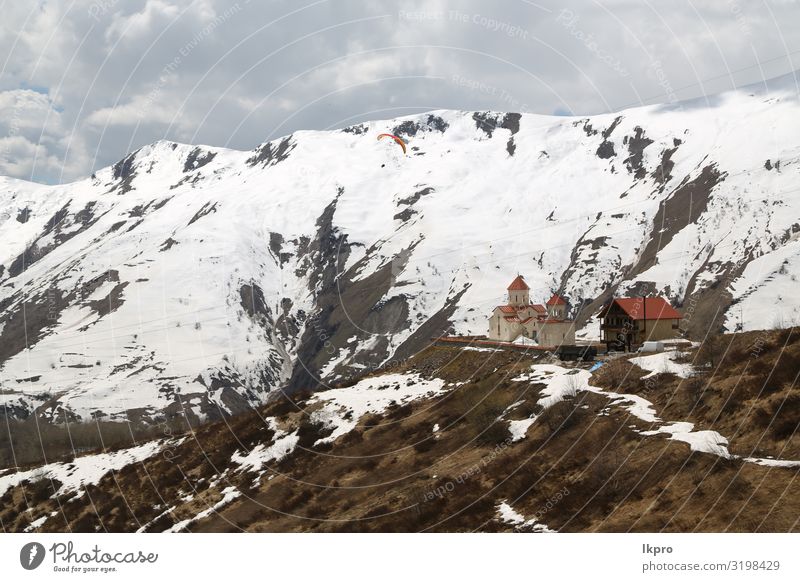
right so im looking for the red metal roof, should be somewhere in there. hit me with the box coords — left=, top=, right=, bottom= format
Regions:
left=546, top=293, right=566, bottom=306
left=532, top=304, right=546, bottom=313
left=497, top=305, right=517, bottom=314
left=507, top=275, right=530, bottom=291
left=598, top=297, right=682, bottom=320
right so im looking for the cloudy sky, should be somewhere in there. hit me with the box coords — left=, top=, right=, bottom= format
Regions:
left=1, top=0, right=799, bottom=184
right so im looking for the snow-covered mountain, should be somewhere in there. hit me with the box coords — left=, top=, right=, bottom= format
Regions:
left=2, top=72, right=799, bottom=423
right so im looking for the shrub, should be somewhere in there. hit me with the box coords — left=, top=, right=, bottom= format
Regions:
left=338, top=429, right=363, bottom=446
left=413, top=437, right=436, bottom=453
left=753, top=392, right=800, bottom=440
left=465, top=396, right=512, bottom=446
left=539, top=398, right=585, bottom=435
left=697, top=332, right=728, bottom=369
left=386, top=403, right=413, bottom=420
left=770, top=351, right=800, bottom=387
left=583, top=450, right=624, bottom=496
left=295, top=420, right=333, bottom=449
left=596, top=359, right=632, bottom=391
left=683, top=376, right=707, bottom=407
left=266, top=391, right=309, bottom=416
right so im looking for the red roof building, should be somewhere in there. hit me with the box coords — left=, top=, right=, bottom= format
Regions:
left=597, top=297, right=682, bottom=349
left=546, top=294, right=567, bottom=306
left=597, top=297, right=682, bottom=321
left=494, top=303, right=547, bottom=316
left=495, top=303, right=547, bottom=315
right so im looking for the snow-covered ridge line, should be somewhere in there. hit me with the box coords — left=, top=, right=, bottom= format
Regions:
left=2, top=74, right=800, bottom=424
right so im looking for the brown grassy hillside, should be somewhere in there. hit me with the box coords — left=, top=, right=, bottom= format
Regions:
left=1, top=329, right=798, bottom=533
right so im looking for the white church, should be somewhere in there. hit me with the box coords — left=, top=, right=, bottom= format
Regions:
left=488, top=275, right=576, bottom=346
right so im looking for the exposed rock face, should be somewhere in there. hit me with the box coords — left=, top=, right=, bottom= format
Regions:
left=246, top=135, right=295, bottom=167
left=183, top=147, right=217, bottom=173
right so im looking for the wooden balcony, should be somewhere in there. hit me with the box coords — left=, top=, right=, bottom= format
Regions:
left=599, top=324, right=638, bottom=332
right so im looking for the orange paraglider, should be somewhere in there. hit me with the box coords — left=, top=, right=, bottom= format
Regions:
left=377, top=133, right=407, bottom=155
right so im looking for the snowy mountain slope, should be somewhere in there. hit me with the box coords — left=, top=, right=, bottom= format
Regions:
left=1, top=72, right=800, bottom=423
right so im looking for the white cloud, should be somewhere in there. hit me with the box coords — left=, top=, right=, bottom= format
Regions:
left=104, top=0, right=185, bottom=44
left=0, top=90, right=86, bottom=182
left=0, top=135, right=64, bottom=180
left=85, top=88, right=186, bottom=128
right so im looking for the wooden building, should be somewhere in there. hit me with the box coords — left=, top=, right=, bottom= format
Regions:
left=597, top=297, right=682, bottom=351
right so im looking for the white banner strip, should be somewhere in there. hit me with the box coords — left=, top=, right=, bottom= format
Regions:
left=2, top=533, right=798, bottom=580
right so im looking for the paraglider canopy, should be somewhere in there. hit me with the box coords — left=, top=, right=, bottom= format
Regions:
left=377, top=133, right=407, bottom=155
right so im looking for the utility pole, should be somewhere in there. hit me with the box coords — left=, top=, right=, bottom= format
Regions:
left=642, top=295, right=647, bottom=344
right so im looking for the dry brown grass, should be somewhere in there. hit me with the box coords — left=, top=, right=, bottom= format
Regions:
left=3, top=335, right=800, bottom=533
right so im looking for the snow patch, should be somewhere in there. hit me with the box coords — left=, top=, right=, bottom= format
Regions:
left=166, top=486, right=241, bottom=533
left=496, top=500, right=554, bottom=532
left=629, top=351, right=694, bottom=379
left=641, top=422, right=731, bottom=458
left=508, top=418, right=537, bottom=442
left=0, top=439, right=176, bottom=498
left=231, top=418, right=299, bottom=474
left=23, top=513, right=50, bottom=532
left=742, top=457, right=800, bottom=468
left=309, top=373, right=448, bottom=445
